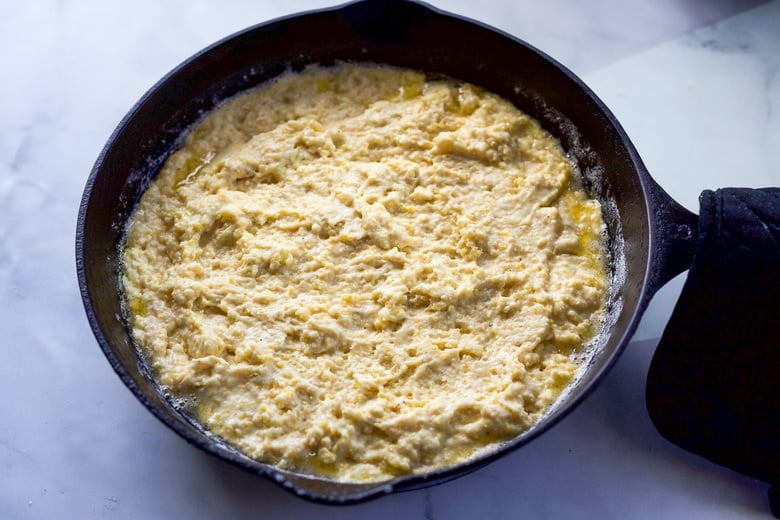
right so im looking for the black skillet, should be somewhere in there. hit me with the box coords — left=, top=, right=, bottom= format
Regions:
left=76, top=0, right=780, bottom=507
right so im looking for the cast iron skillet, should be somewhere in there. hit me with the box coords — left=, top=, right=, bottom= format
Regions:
left=76, top=0, right=700, bottom=504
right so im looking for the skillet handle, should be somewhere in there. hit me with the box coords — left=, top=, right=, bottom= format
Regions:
left=643, top=175, right=698, bottom=293
left=340, top=0, right=436, bottom=43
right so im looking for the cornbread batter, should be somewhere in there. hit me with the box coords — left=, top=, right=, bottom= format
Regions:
left=122, top=63, right=607, bottom=482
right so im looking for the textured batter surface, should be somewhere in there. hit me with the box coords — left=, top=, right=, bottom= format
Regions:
left=122, top=63, right=607, bottom=482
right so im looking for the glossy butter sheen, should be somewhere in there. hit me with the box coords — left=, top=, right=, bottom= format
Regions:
left=122, top=63, right=608, bottom=482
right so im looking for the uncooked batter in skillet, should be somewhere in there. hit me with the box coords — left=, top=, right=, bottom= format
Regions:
left=122, top=63, right=608, bottom=482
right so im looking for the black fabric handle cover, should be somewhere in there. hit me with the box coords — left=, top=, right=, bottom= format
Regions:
left=646, top=187, right=780, bottom=515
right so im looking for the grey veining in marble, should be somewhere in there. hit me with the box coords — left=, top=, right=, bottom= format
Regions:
left=586, top=0, right=780, bottom=343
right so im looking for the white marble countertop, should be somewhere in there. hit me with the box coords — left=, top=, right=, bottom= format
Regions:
left=1, top=0, right=778, bottom=518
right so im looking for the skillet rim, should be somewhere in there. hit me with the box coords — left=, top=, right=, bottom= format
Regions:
left=76, top=0, right=680, bottom=504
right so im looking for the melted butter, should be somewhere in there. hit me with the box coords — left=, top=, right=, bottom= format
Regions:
left=400, top=74, right=424, bottom=99
left=129, top=297, right=147, bottom=317
left=316, top=78, right=331, bottom=93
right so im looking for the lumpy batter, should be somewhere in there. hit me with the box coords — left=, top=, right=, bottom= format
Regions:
left=122, top=63, right=607, bottom=482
